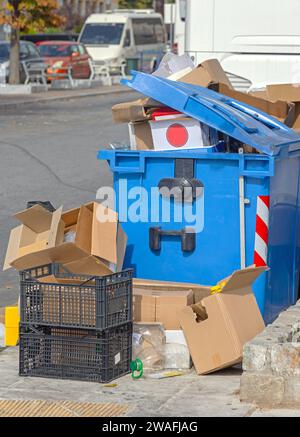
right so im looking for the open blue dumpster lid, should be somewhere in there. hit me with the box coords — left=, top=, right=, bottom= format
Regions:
left=122, top=72, right=300, bottom=156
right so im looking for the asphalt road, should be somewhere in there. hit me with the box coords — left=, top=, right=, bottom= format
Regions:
left=0, top=90, right=138, bottom=306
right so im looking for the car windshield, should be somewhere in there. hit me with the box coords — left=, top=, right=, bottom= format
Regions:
left=0, top=44, right=9, bottom=61
left=39, top=44, right=72, bottom=57
left=80, top=23, right=124, bottom=45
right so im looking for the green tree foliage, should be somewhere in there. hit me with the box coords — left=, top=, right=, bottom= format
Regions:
left=0, top=0, right=64, bottom=84
left=118, top=0, right=153, bottom=9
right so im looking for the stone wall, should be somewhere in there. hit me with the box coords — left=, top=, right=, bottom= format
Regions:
left=240, top=301, right=300, bottom=407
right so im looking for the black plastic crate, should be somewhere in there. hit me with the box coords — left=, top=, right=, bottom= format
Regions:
left=20, top=264, right=133, bottom=330
left=19, top=323, right=132, bottom=383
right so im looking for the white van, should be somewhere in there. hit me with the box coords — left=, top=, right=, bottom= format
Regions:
left=78, top=10, right=167, bottom=72
left=183, top=0, right=300, bottom=90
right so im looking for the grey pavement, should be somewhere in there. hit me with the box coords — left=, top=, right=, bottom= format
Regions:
left=0, top=90, right=139, bottom=307
left=0, top=346, right=252, bottom=417
left=1, top=346, right=300, bottom=416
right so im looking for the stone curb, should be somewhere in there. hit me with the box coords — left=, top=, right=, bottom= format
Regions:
left=240, top=300, right=300, bottom=407
left=0, top=86, right=131, bottom=110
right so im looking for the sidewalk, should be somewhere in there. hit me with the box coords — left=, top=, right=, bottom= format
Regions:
left=1, top=346, right=300, bottom=417
left=0, top=85, right=130, bottom=110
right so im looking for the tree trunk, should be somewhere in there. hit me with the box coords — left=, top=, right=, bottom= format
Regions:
left=9, top=27, right=20, bottom=85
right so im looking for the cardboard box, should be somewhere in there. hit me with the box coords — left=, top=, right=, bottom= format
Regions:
left=179, top=267, right=266, bottom=375
left=180, top=58, right=233, bottom=89
left=3, top=204, right=65, bottom=271
left=133, top=278, right=211, bottom=304
left=251, top=83, right=300, bottom=128
left=4, top=202, right=127, bottom=276
left=112, top=97, right=163, bottom=124
left=129, top=121, right=154, bottom=150
left=218, top=83, right=295, bottom=127
left=149, top=109, right=210, bottom=151
left=133, top=288, right=193, bottom=329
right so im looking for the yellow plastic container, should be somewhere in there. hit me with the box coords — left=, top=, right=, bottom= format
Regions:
left=5, top=306, right=20, bottom=346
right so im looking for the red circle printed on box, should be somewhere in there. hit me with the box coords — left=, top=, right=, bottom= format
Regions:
left=166, top=123, right=189, bottom=148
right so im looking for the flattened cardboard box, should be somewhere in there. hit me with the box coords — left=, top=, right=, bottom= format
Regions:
left=4, top=202, right=127, bottom=276
left=133, top=288, right=193, bottom=330
left=179, top=267, right=266, bottom=375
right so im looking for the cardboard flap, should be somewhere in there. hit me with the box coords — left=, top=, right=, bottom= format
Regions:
left=75, top=205, right=93, bottom=254
left=48, top=206, right=64, bottom=247
left=180, top=59, right=233, bottom=89
left=201, top=59, right=233, bottom=88
left=64, top=256, right=113, bottom=276
left=91, top=203, right=118, bottom=263
left=14, top=205, right=53, bottom=233
left=3, top=226, right=23, bottom=270
left=221, top=267, right=267, bottom=294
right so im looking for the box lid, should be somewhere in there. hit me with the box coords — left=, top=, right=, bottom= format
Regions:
left=122, top=72, right=300, bottom=156
left=220, top=266, right=267, bottom=294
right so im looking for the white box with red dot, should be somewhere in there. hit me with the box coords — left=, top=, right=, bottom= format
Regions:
left=149, top=109, right=211, bottom=151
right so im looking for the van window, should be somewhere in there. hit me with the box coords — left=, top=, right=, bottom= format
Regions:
left=80, top=23, right=124, bottom=45
left=132, top=18, right=165, bottom=45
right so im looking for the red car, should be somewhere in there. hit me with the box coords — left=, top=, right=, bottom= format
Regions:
left=38, top=41, right=91, bottom=80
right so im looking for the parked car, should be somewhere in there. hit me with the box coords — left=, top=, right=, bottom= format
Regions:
left=21, top=33, right=79, bottom=45
left=78, top=10, right=167, bottom=73
left=0, top=40, right=46, bottom=83
left=38, top=41, right=92, bottom=80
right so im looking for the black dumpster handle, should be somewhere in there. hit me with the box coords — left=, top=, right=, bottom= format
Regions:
left=149, top=227, right=196, bottom=252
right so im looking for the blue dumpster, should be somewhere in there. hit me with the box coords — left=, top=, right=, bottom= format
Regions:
left=99, top=72, right=300, bottom=323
